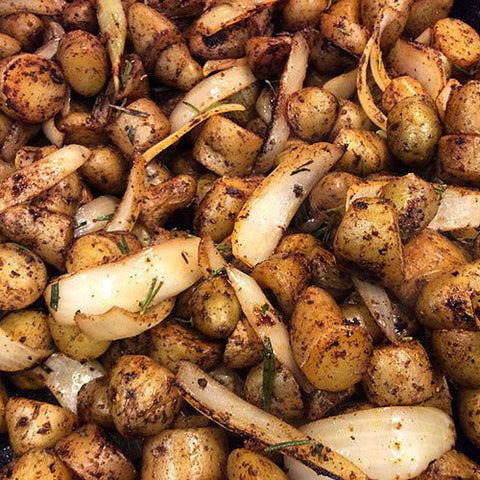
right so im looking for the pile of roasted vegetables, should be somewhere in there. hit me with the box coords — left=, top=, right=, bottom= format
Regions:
left=1, top=0, right=480, bottom=478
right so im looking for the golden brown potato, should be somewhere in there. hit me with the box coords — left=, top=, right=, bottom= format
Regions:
left=360, top=0, right=412, bottom=31
left=387, top=95, right=442, bottom=167
left=227, top=448, right=288, bottom=480
left=77, top=377, right=114, bottom=429
left=209, top=365, right=244, bottom=397
left=432, top=329, right=480, bottom=388
left=363, top=341, right=434, bottom=406
left=283, top=0, right=326, bottom=30
left=286, top=87, right=338, bottom=142
left=0, top=205, right=75, bottom=270
left=329, top=99, right=373, bottom=140
left=445, top=81, right=480, bottom=135
left=223, top=317, right=264, bottom=369
left=6, top=397, right=76, bottom=455
left=0, top=13, right=43, bottom=51
left=458, top=388, right=480, bottom=448
left=432, top=18, right=480, bottom=70
left=11, top=449, right=73, bottom=480
left=100, top=333, right=149, bottom=371
left=55, top=424, right=136, bottom=480
left=0, top=54, right=66, bottom=124
left=341, top=303, right=383, bottom=344
left=415, top=449, right=480, bottom=480
left=381, top=76, right=428, bottom=113
left=108, top=355, right=182, bottom=436
left=0, top=32, right=21, bottom=60
left=149, top=319, right=223, bottom=373
left=244, top=362, right=304, bottom=422
left=1, top=309, right=51, bottom=351
left=405, top=0, right=453, bottom=38
left=291, top=286, right=372, bottom=391
left=306, top=386, right=356, bottom=421
left=334, top=197, right=404, bottom=287
left=142, top=428, right=228, bottom=480
left=310, top=32, right=356, bottom=75
left=57, top=30, right=108, bottom=97
left=57, top=101, right=104, bottom=146
left=62, top=0, right=98, bottom=33
left=419, top=372, right=452, bottom=416
left=7, top=368, right=45, bottom=391
left=0, top=242, right=48, bottom=311
left=117, top=54, right=150, bottom=103
left=245, top=36, right=290, bottom=79
left=108, top=98, right=170, bottom=156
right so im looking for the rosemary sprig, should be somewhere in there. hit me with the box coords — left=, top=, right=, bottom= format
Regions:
left=117, top=234, right=130, bottom=254
left=291, top=160, right=314, bottom=176
left=139, top=277, right=163, bottom=314
left=50, top=283, right=59, bottom=312
left=92, top=213, right=114, bottom=223
left=209, top=267, right=226, bottom=279
left=337, top=27, right=351, bottom=36
left=434, top=184, right=447, bottom=196
left=11, top=242, right=30, bottom=251
left=261, top=303, right=269, bottom=314
left=183, top=101, right=202, bottom=114
left=264, top=439, right=323, bottom=456
left=109, top=104, right=149, bottom=118
left=262, top=337, right=275, bottom=412
left=120, top=59, right=133, bottom=90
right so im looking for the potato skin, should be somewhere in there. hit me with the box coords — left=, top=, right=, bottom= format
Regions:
left=11, top=449, right=73, bottom=480
left=445, top=81, right=480, bottom=135
left=223, top=317, right=263, bottom=369
left=0, top=13, right=43, bottom=51
left=0, top=33, right=21, bottom=60
left=0, top=242, right=48, bottom=310
left=415, top=449, right=480, bottom=479
left=1, top=309, right=51, bottom=351
left=363, top=341, right=434, bottom=406
left=142, top=427, right=228, bottom=480
left=62, top=0, right=98, bottom=33
left=458, top=389, right=480, bottom=448
left=108, top=355, right=182, bottom=437
left=77, top=377, right=114, bottom=429
left=227, top=448, right=288, bottom=480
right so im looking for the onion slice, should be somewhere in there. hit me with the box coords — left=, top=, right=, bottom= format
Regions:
left=74, top=195, right=119, bottom=238
left=39, top=353, right=105, bottom=413
left=203, top=57, right=248, bottom=77
left=193, top=0, right=277, bottom=36
left=169, top=67, right=256, bottom=132
left=0, top=0, right=64, bottom=15
left=232, top=143, right=343, bottom=267
left=175, top=361, right=368, bottom=479
left=255, top=32, right=309, bottom=173
left=106, top=152, right=145, bottom=232
left=323, top=68, right=358, bottom=99
left=436, top=78, right=461, bottom=121
left=352, top=276, right=400, bottom=344
left=345, top=180, right=386, bottom=209
left=226, top=266, right=312, bottom=392
left=44, top=237, right=202, bottom=325
left=0, top=329, right=51, bottom=372
left=198, top=235, right=227, bottom=279
left=146, top=103, right=246, bottom=162
left=42, top=117, right=65, bottom=147
left=285, top=407, right=455, bottom=480
left=0, top=144, right=90, bottom=214
left=75, top=298, right=175, bottom=341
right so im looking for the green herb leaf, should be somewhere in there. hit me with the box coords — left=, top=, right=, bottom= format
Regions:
left=337, top=27, right=351, bottom=36
left=92, top=213, right=114, bottom=223
left=264, top=439, right=323, bottom=454
left=50, top=283, right=59, bottom=312
left=75, top=220, right=88, bottom=229
left=109, top=104, right=150, bottom=118
left=376, top=129, right=387, bottom=139
left=312, top=209, right=338, bottom=246
left=139, top=277, right=163, bottom=314
left=454, top=63, right=470, bottom=75
left=79, top=431, right=88, bottom=438
left=360, top=158, right=367, bottom=179
left=120, top=59, right=133, bottom=90
left=11, top=242, right=30, bottom=251
left=262, top=337, right=275, bottom=412
left=117, top=234, right=130, bottom=255
left=203, top=101, right=226, bottom=112
left=209, top=267, right=226, bottom=279
left=291, top=160, right=314, bottom=176
left=434, top=184, right=447, bottom=197
left=126, top=125, right=136, bottom=144
left=183, top=101, right=202, bottom=114
left=261, top=303, right=269, bottom=314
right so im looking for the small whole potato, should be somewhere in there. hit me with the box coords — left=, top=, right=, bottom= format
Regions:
left=363, top=341, right=435, bottom=406
left=108, top=355, right=182, bottom=436
left=57, top=101, right=104, bottom=146
left=227, top=448, right=288, bottom=480
left=0, top=242, right=48, bottom=310
left=330, top=99, right=373, bottom=140
left=0, top=54, right=67, bottom=123
left=445, top=81, right=480, bottom=135
left=0, top=13, right=43, bottom=51
left=387, top=95, right=442, bottom=167
left=286, top=87, right=338, bottom=142
left=0, top=33, right=21, bottom=60
left=223, top=317, right=263, bottom=369
left=77, top=377, right=114, bottom=429
left=381, top=76, right=428, bottom=113
left=62, top=0, right=98, bottom=33
left=57, top=30, right=108, bottom=97
left=457, top=388, right=480, bottom=448
left=11, top=449, right=73, bottom=480
left=1, top=310, right=52, bottom=351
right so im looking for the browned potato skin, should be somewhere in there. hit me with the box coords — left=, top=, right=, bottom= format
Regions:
left=0, top=33, right=21, bottom=60
left=404, top=0, right=453, bottom=38
left=393, top=229, right=467, bottom=308
left=223, top=317, right=263, bottom=369
left=57, top=102, right=104, bottom=146
left=149, top=320, right=223, bottom=373
left=117, top=54, right=150, bottom=103
left=334, top=197, right=404, bottom=288
left=341, top=303, right=383, bottom=344
left=415, top=449, right=480, bottom=479
left=0, top=13, right=43, bottom=51
left=432, top=18, right=480, bottom=70
left=320, top=14, right=369, bottom=57
left=252, top=254, right=310, bottom=315
left=100, top=333, right=149, bottom=371
left=57, top=30, right=108, bottom=97
left=142, top=427, right=228, bottom=480
left=55, top=424, right=136, bottom=480
left=381, top=76, right=427, bottom=113
left=244, top=362, right=304, bottom=422
left=286, top=87, right=338, bottom=142
left=11, top=449, right=73, bottom=480
left=77, top=377, right=114, bottom=429
left=0, top=242, right=48, bottom=310
left=62, top=0, right=98, bottom=33
left=445, top=81, right=480, bottom=135
left=458, top=389, right=480, bottom=448
left=6, top=398, right=77, bottom=455
left=227, top=448, right=288, bottom=480
left=360, top=0, right=412, bottom=31
left=363, top=341, right=434, bottom=406
left=108, top=355, right=182, bottom=437
left=330, top=99, right=373, bottom=140
left=309, top=32, right=356, bottom=75
left=245, top=36, right=291, bottom=79
left=431, top=329, right=480, bottom=388
left=1, top=310, right=51, bottom=351
left=306, top=387, right=356, bottom=422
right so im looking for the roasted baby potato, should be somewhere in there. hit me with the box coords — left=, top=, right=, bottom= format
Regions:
left=10, top=449, right=73, bottom=480
left=457, top=388, right=480, bottom=448
left=227, top=448, right=288, bottom=480
left=77, top=377, right=114, bottom=429
left=445, top=81, right=480, bottom=135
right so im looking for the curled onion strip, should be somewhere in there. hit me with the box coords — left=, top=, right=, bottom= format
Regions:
left=42, top=118, right=65, bottom=147
left=198, top=235, right=227, bottom=279
left=74, top=195, right=119, bottom=238
left=0, top=0, right=64, bottom=16
left=323, top=68, right=358, bottom=99
left=203, top=57, right=248, bottom=77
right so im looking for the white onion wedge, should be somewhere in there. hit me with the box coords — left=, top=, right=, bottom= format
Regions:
left=44, top=236, right=202, bottom=325
left=345, top=180, right=386, bottom=209
left=415, top=28, right=432, bottom=45
left=285, top=406, right=455, bottom=480
left=352, top=276, right=400, bottom=344
left=75, top=298, right=175, bottom=341
left=203, top=58, right=248, bottom=77
left=0, top=329, right=51, bottom=372
left=106, top=152, right=145, bottom=232
left=226, top=266, right=312, bottom=392
left=0, top=144, right=90, bottom=214
left=169, top=67, right=257, bottom=132
left=42, top=117, right=65, bottom=147
left=193, top=0, right=277, bottom=36
left=255, top=32, right=309, bottom=173
left=232, top=143, right=343, bottom=267
left=198, top=235, right=227, bottom=279
left=74, top=195, right=119, bottom=238
left=175, top=361, right=368, bottom=479
left=146, top=103, right=246, bottom=162
left=0, top=0, right=64, bottom=16
left=40, top=353, right=105, bottom=413
left=436, top=78, right=461, bottom=121
left=323, top=68, right=358, bottom=99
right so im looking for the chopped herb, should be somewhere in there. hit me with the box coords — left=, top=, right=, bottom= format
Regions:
left=127, top=125, right=136, bottom=144
left=79, top=431, right=89, bottom=438
left=139, top=277, right=163, bottom=314
left=434, top=184, right=447, bottom=196
left=376, top=129, right=387, bottom=139
left=181, top=251, right=189, bottom=263
left=48, top=338, right=55, bottom=350
left=262, top=337, right=275, bottom=412
left=183, top=101, right=202, bottom=114
left=401, top=336, right=413, bottom=342
left=92, top=213, right=114, bottom=223
left=117, top=234, right=130, bottom=254
left=265, top=79, right=277, bottom=95
left=360, top=158, right=367, bottom=179
left=75, top=220, right=88, bottom=229
left=290, top=160, right=314, bottom=176
left=261, top=303, right=269, bottom=314
left=109, top=104, right=149, bottom=118
left=11, top=242, right=30, bottom=251
left=209, top=267, right=226, bottom=279
left=337, top=27, right=351, bottom=36
left=265, top=439, right=323, bottom=455
left=312, top=209, right=337, bottom=246
left=50, top=283, right=59, bottom=312
left=203, top=101, right=226, bottom=112
left=215, top=242, right=232, bottom=255
left=454, top=63, right=470, bottom=75
left=120, top=59, right=133, bottom=90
